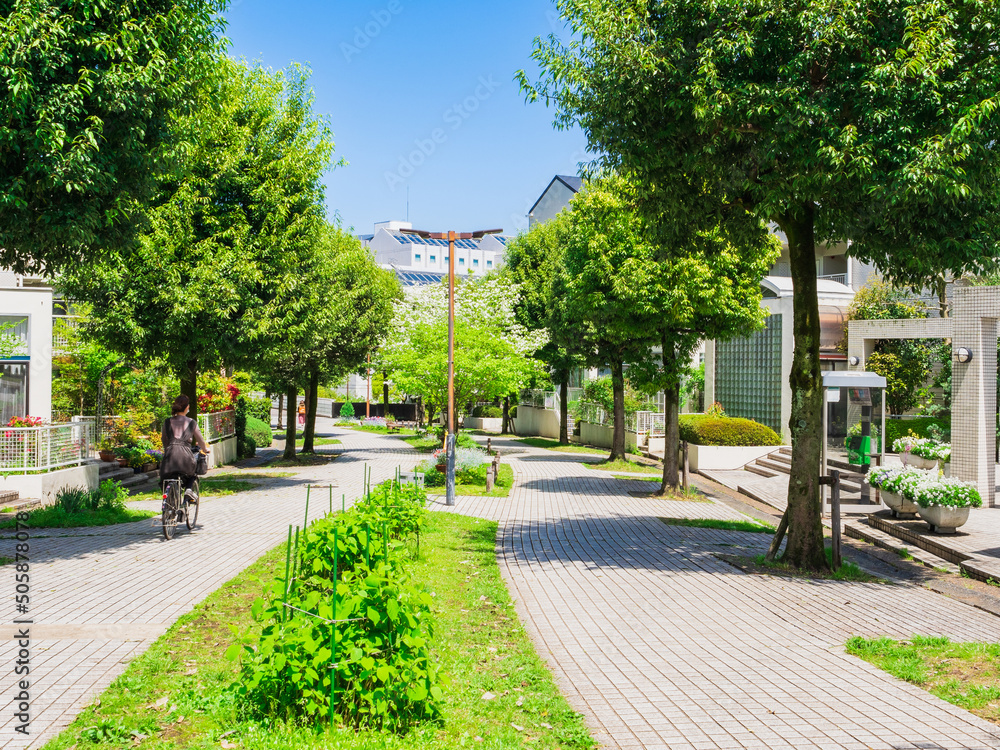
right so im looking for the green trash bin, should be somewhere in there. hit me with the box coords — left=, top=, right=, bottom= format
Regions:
left=846, top=435, right=871, bottom=467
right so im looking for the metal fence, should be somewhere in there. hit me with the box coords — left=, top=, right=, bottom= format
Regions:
left=576, top=401, right=610, bottom=427
left=633, top=411, right=667, bottom=436
left=198, top=409, right=236, bottom=443
left=0, top=422, right=94, bottom=473
left=519, top=389, right=555, bottom=409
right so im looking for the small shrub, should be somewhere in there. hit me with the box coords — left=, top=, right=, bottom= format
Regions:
left=679, top=414, right=781, bottom=447
left=340, top=401, right=356, bottom=419
left=238, top=435, right=257, bottom=459
left=471, top=405, right=502, bottom=419
left=245, top=416, right=273, bottom=448
left=55, top=480, right=127, bottom=514
left=57, top=487, right=89, bottom=514
left=885, top=417, right=950, bottom=448
left=247, top=397, right=272, bottom=424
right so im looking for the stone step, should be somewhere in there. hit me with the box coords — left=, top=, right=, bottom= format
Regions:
left=754, top=458, right=792, bottom=475
left=744, top=463, right=779, bottom=479
left=844, top=519, right=961, bottom=574
left=778, top=446, right=792, bottom=457
left=0, top=490, right=19, bottom=506
left=101, top=467, right=138, bottom=484
left=97, top=460, right=124, bottom=476
left=767, top=452, right=792, bottom=467
left=0, top=497, right=41, bottom=516
left=117, top=471, right=159, bottom=489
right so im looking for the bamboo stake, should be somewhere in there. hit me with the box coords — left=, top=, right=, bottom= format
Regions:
left=282, top=525, right=292, bottom=623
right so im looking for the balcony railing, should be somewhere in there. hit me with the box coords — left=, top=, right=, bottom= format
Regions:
left=0, top=422, right=93, bottom=473
left=198, top=409, right=236, bottom=443
left=818, top=273, right=848, bottom=286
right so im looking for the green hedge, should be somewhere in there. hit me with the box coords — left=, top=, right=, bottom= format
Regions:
left=246, top=397, right=272, bottom=424
left=885, top=417, right=950, bottom=448
left=679, top=414, right=782, bottom=447
left=471, top=404, right=502, bottom=418
left=245, top=416, right=273, bottom=448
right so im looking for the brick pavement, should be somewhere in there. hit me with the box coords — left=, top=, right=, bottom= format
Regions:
left=4, top=428, right=1000, bottom=749
left=443, top=436, right=1000, bottom=750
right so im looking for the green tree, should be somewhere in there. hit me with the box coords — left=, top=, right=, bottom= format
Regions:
left=844, top=278, right=932, bottom=416
left=261, top=226, right=399, bottom=458
left=522, top=1, right=1000, bottom=569
left=59, top=59, right=333, bottom=421
left=504, top=210, right=584, bottom=442
left=0, top=0, right=226, bottom=274
left=382, top=275, right=548, bottom=429
left=557, top=176, right=776, bottom=476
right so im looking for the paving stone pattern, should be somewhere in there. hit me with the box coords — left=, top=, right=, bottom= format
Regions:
left=2, top=426, right=1000, bottom=749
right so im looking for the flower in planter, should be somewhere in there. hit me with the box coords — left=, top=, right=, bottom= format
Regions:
left=7, top=415, right=44, bottom=428
left=913, top=475, right=982, bottom=509
left=866, top=466, right=912, bottom=491
left=895, top=468, right=938, bottom=500
left=910, top=440, right=951, bottom=462
left=891, top=435, right=926, bottom=454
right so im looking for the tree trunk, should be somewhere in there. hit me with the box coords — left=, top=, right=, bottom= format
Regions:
left=777, top=203, right=829, bottom=571
left=658, top=340, right=681, bottom=494
left=277, top=393, right=284, bottom=430
left=502, top=397, right=510, bottom=434
left=180, top=359, right=198, bottom=422
left=383, top=371, right=390, bottom=411
left=302, top=369, right=319, bottom=453
left=283, top=384, right=298, bottom=460
left=936, top=275, right=949, bottom=318
left=559, top=376, right=569, bottom=444
left=609, top=356, right=627, bottom=461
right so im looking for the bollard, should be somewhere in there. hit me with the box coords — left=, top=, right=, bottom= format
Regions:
left=682, top=441, right=689, bottom=494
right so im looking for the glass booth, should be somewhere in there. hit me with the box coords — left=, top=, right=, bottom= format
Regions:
left=821, top=370, right=887, bottom=514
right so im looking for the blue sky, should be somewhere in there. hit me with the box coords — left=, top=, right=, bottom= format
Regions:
left=224, top=0, right=590, bottom=237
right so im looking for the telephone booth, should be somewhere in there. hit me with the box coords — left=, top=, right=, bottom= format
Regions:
left=821, top=370, right=887, bottom=514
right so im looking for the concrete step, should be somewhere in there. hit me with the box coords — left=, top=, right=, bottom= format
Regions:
left=744, top=463, right=779, bottom=479
left=778, top=447, right=792, bottom=457
left=97, top=460, right=124, bottom=476
left=117, top=471, right=159, bottom=489
left=100, top=467, right=138, bottom=484
left=754, top=458, right=792, bottom=475
left=767, top=452, right=792, bottom=467
left=845, top=519, right=961, bottom=574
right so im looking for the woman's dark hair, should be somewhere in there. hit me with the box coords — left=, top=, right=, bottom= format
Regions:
left=171, top=394, right=190, bottom=415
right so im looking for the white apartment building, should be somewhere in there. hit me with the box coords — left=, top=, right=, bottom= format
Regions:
left=360, top=220, right=508, bottom=287
left=0, top=270, right=53, bottom=423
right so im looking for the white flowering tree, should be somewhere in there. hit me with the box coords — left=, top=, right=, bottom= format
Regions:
left=381, top=274, right=549, bottom=421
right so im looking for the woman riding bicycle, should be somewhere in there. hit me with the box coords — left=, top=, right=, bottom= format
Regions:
left=161, top=395, right=210, bottom=501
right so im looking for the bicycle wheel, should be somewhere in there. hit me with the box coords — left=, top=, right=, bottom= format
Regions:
left=186, top=478, right=199, bottom=530
left=162, top=482, right=178, bottom=541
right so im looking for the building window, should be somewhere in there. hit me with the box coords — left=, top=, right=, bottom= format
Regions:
left=444, top=256, right=449, bottom=263
left=473, top=259, right=479, bottom=267
left=487, top=260, right=493, bottom=268
left=459, top=257, right=465, bottom=265
left=414, top=253, right=421, bottom=262
left=0, top=362, right=28, bottom=426
left=430, top=255, right=436, bottom=263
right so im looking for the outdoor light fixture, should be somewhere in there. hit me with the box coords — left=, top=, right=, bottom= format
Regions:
left=848, top=356, right=860, bottom=366
left=956, top=347, right=974, bottom=364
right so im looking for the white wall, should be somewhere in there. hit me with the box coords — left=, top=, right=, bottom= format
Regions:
left=0, top=288, right=52, bottom=421
left=513, top=405, right=560, bottom=440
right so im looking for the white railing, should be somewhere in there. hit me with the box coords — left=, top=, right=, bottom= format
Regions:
left=52, top=315, right=79, bottom=352
left=198, top=409, right=236, bottom=443
left=818, top=273, right=848, bottom=286
left=0, top=422, right=93, bottom=473
left=633, top=411, right=666, bottom=436
left=520, top=389, right=555, bottom=409
left=577, top=401, right=610, bottom=427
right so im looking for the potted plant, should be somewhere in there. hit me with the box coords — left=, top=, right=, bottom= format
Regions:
left=910, top=439, right=950, bottom=469
left=892, top=436, right=936, bottom=469
left=913, top=476, right=981, bottom=534
left=867, top=466, right=922, bottom=517
left=98, top=437, right=116, bottom=463
left=142, top=449, right=162, bottom=473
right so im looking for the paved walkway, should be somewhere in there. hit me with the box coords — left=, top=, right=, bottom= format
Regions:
left=447, top=437, right=1000, bottom=750
left=4, top=426, right=1000, bottom=749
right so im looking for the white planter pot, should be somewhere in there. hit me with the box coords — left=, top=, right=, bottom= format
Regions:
left=880, top=489, right=919, bottom=517
left=916, top=504, right=971, bottom=534
left=901, top=454, right=937, bottom=470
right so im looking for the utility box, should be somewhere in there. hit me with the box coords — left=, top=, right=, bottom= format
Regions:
left=846, top=435, right=871, bottom=467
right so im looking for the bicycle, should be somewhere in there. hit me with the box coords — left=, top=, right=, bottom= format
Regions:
left=161, top=454, right=203, bottom=540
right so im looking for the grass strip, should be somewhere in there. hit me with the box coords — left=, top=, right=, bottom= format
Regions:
left=129, top=474, right=288, bottom=503
left=263, top=452, right=339, bottom=468
left=846, top=635, right=1000, bottom=725
left=661, top=516, right=774, bottom=533
left=0, top=556, right=13, bottom=565
left=583, top=458, right=661, bottom=475
left=42, top=512, right=595, bottom=750
left=514, top=438, right=608, bottom=455
left=294, top=436, right=342, bottom=446
left=0, top=506, right=154, bottom=530
left=399, top=433, right=480, bottom=453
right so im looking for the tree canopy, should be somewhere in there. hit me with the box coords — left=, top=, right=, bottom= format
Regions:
left=382, top=274, right=548, bottom=419
left=58, top=59, right=334, bottom=420
left=0, top=0, right=227, bottom=274
left=522, top=0, right=1000, bottom=569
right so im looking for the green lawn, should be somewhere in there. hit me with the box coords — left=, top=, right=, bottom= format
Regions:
left=263, top=452, right=340, bottom=468
left=582, top=458, right=662, bottom=474
left=0, top=506, right=154, bottom=530
left=41, top=513, right=595, bottom=750
left=846, top=636, right=1000, bottom=725
left=400, top=432, right=479, bottom=453
left=295, top=436, right=342, bottom=446
left=425, top=464, right=516, bottom=498
left=514, top=437, right=607, bottom=455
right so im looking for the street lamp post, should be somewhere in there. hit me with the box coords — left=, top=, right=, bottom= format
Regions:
left=401, top=226, right=501, bottom=506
